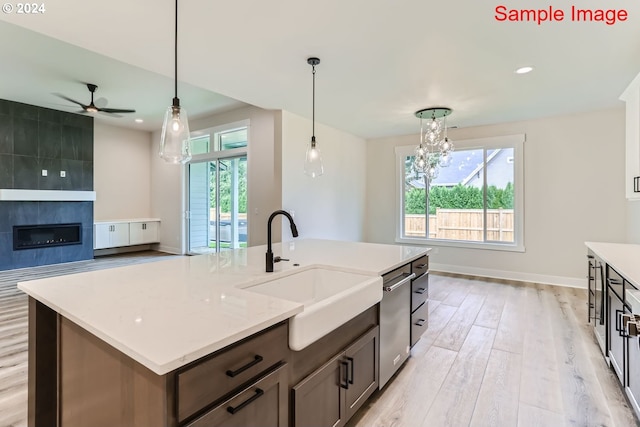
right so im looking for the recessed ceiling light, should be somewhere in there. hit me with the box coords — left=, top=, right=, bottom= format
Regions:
left=515, top=66, right=533, bottom=74
left=135, top=118, right=144, bottom=123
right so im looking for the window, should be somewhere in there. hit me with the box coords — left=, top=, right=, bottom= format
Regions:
left=396, top=134, right=524, bottom=251
left=189, top=120, right=248, bottom=155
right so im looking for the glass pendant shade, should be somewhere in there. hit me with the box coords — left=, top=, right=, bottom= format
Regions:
left=160, top=104, right=192, bottom=164
left=160, top=0, right=191, bottom=165
left=304, top=138, right=324, bottom=178
left=414, top=107, right=453, bottom=178
left=304, top=57, right=324, bottom=177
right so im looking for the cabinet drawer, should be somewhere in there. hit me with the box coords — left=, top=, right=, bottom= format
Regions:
left=411, top=255, right=429, bottom=279
left=186, top=364, right=288, bottom=427
left=411, top=301, right=429, bottom=347
left=177, top=323, right=288, bottom=423
left=411, top=273, right=429, bottom=312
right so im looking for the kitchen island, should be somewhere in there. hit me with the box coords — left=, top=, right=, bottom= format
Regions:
left=19, top=239, right=429, bottom=427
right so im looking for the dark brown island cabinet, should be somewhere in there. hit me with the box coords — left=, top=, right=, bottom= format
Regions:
left=411, top=255, right=429, bottom=347
left=28, top=303, right=381, bottom=427
left=28, top=258, right=426, bottom=427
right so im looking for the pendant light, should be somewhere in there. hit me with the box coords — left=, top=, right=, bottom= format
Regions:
left=304, top=57, right=324, bottom=178
left=159, top=0, right=192, bottom=164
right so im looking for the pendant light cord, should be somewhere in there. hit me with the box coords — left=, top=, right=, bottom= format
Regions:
left=174, top=0, right=178, bottom=102
left=312, top=64, right=316, bottom=138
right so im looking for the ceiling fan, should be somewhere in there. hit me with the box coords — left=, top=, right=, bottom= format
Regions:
left=55, top=83, right=136, bottom=115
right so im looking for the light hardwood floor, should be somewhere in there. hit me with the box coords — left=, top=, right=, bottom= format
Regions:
left=1, top=263, right=638, bottom=427
left=347, top=274, right=640, bottom=427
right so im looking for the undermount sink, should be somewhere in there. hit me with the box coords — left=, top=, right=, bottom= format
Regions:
left=243, top=267, right=382, bottom=350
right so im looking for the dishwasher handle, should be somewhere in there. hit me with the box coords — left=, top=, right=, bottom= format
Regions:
left=384, top=273, right=416, bottom=292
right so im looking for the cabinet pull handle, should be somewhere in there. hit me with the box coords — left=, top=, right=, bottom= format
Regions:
left=415, top=263, right=427, bottom=269
left=226, top=388, right=264, bottom=414
left=615, top=309, right=629, bottom=337
left=347, top=357, right=354, bottom=385
left=340, top=361, right=349, bottom=389
left=415, top=287, right=427, bottom=295
left=384, top=273, right=416, bottom=292
left=415, top=319, right=426, bottom=327
left=225, top=355, right=263, bottom=378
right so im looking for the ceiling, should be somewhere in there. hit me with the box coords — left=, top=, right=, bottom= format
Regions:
left=2, top=0, right=640, bottom=138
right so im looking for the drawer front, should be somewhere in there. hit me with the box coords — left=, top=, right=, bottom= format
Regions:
left=186, top=364, right=288, bottom=427
left=411, top=301, right=429, bottom=347
left=177, top=323, right=288, bottom=423
left=411, top=273, right=429, bottom=312
left=411, top=255, right=429, bottom=279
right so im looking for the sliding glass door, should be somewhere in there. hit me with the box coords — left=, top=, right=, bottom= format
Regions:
left=186, top=123, right=248, bottom=255
left=187, top=156, right=247, bottom=254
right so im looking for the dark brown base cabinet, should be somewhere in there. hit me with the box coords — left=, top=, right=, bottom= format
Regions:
left=28, top=298, right=291, bottom=427
left=292, top=326, right=379, bottom=427
left=185, top=364, right=289, bottom=427
left=410, top=255, right=429, bottom=347
left=28, top=297, right=381, bottom=427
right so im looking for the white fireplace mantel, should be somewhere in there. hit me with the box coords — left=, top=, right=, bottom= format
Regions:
left=0, top=189, right=96, bottom=202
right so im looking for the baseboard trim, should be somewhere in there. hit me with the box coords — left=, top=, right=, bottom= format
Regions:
left=157, top=244, right=182, bottom=255
left=429, top=262, right=586, bottom=289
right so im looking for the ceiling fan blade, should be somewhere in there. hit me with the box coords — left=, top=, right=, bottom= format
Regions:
left=98, top=107, right=136, bottom=114
left=53, top=93, right=87, bottom=109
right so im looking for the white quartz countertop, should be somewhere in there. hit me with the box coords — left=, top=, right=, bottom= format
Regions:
left=18, top=239, right=429, bottom=375
left=585, top=242, right=640, bottom=289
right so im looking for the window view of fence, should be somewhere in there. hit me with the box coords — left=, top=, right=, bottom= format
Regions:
left=405, top=209, right=514, bottom=242
left=402, top=147, right=516, bottom=244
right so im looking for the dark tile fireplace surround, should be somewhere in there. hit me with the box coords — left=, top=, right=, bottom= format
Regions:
left=0, top=99, right=94, bottom=271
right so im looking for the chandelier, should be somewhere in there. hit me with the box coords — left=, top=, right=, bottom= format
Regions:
left=414, top=107, right=454, bottom=179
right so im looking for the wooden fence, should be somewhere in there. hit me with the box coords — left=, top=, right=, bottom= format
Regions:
left=406, top=209, right=514, bottom=242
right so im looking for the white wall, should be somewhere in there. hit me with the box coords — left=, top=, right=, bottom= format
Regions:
left=150, top=106, right=281, bottom=254
left=365, top=108, right=627, bottom=287
left=281, top=111, right=367, bottom=242
left=94, top=122, right=152, bottom=220
left=628, top=202, right=640, bottom=242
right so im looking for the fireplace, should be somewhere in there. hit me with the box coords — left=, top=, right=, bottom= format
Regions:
left=13, top=223, right=82, bottom=250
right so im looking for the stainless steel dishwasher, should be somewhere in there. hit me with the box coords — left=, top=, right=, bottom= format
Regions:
left=379, top=264, right=415, bottom=389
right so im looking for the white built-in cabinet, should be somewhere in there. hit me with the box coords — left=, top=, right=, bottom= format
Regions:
left=94, top=219, right=160, bottom=249
left=129, top=221, right=160, bottom=245
left=620, top=72, right=640, bottom=200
